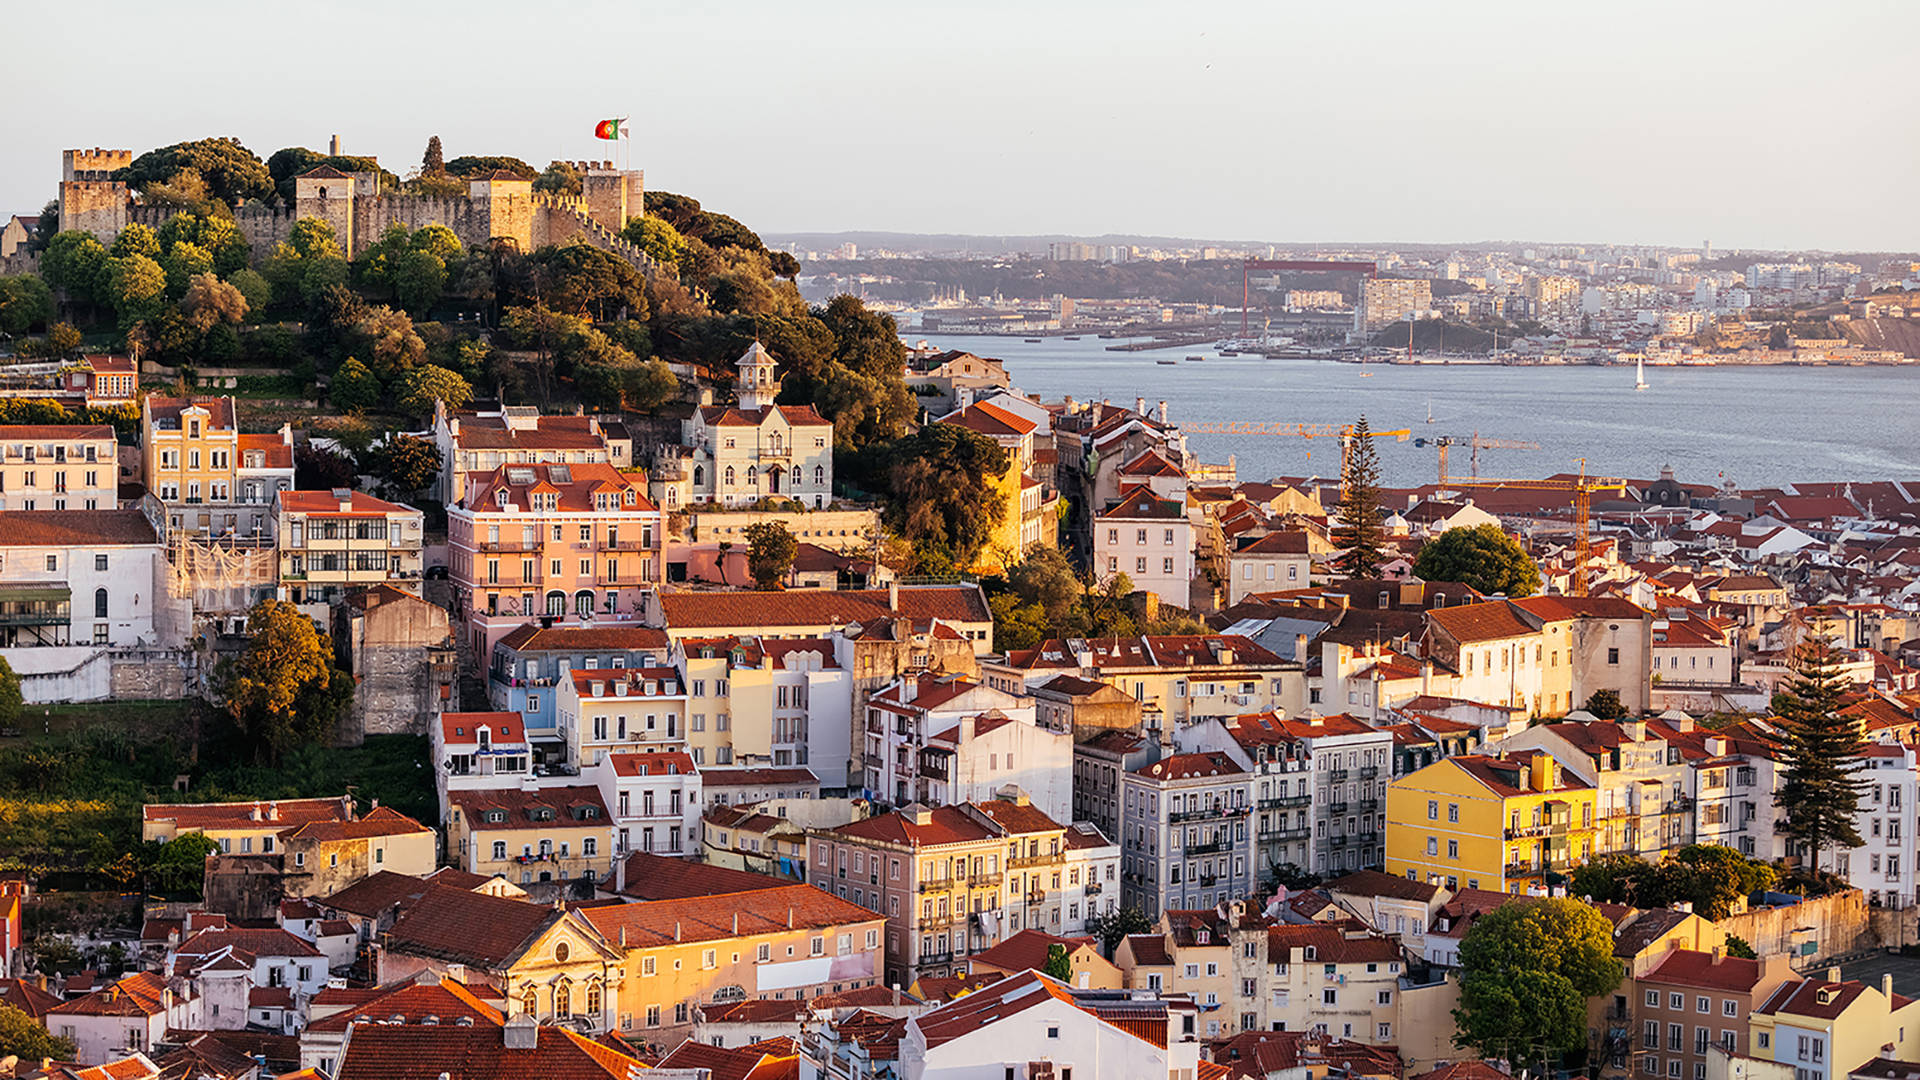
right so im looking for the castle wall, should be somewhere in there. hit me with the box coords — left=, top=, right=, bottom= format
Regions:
left=59, top=180, right=129, bottom=243
left=355, top=196, right=483, bottom=256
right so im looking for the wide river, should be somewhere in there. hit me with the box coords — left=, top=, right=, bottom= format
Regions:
left=906, top=332, right=1920, bottom=490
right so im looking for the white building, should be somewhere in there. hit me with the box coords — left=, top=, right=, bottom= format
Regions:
left=864, top=673, right=1071, bottom=823
left=1821, top=740, right=1918, bottom=909
left=432, top=710, right=535, bottom=824
left=897, top=971, right=1201, bottom=1080
left=557, top=665, right=690, bottom=768
left=1058, top=822, right=1121, bottom=934
left=588, top=749, right=703, bottom=858
left=1094, top=488, right=1193, bottom=610
left=674, top=343, right=835, bottom=509
left=1119, top=751, right=1254, bottom=920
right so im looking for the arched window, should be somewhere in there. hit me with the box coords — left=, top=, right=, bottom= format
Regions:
left=791, top=465, right=802, bottom=488
left=585, top=980, right=602, bottom=1018
left=724, top=466, right=735, bottom=486
left=746, top=466, right=757, bottom=486
left=575, top=590, right=594, bottom=616
left=546, top=591, right=566, bottom=617
left=692, top=465, right=705, bottom=486
left=814, top=465, right=825, bottom=486
left=769, top=433, right=782, bottom=454
left=94, top=588, right=108, bottom=618
left=521, top=986, right=538, bottom=1017
left=554, top=978, right=573, bottom=1018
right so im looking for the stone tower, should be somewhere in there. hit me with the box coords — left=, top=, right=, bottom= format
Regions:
left=469, top=170, right=535, bottom=253
left=294, top=165, right=358, bottom=255
left=735, top=341, right=780, bottom=411
left=580, top=161, right=645, bottom=233
left=59, top=148, right=133, bottom=242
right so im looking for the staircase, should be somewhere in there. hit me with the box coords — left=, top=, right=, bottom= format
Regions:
left=534, top=194, right=675, bottom=283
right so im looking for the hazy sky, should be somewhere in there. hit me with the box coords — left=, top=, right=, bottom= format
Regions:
left=7, top=0, right=1917, bottom=251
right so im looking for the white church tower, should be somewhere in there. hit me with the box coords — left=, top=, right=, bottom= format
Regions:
left=736, top=341, right=780, bottom=411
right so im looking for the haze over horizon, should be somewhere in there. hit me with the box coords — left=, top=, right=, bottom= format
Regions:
left=5, top=0, right=1917, bottom=252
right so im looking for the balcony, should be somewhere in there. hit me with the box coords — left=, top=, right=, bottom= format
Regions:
left=1009, top=854, right=1052, bottom=870
left=1084, top=882, right=1102, bottom=897
left=1505, top=823, right=1555, bottom=840
left=1259, top=794, right=1312, bottom=810
left=1184, top=840, right=1232, bottom=855
left=1169, top=805, right=1238, bottom=823
left=1503, top=862, right=1544, bottom=878
left=477, top=538, right=543, bottom=553
left=1327, top=835, right=1350, bottom=848
left=1327, top=801, right=1349, bottom=814
left=1359, top=765, right=1380, bottom=780
left=1270, top=826, right=1313, bottom=841
left=917, top=878, right=956, bottom=893
left=1328, top=768, right=1350, bottom=782
left=918, top=948, right=954, bottom=965
left=1357, top=797, right=1380, bottom=812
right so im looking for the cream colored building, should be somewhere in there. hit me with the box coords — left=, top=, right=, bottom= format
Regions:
left=275, top=490, right=425, bottom=608
left=556, top=665, right=690, bottom=768
left=445, top=783, right=615, bottom=888
left=674, top=343, right=834, bottom=509
left=0, top=424, right=118, bottom=511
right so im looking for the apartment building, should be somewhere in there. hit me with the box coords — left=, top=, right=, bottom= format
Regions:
left=1691, top=731, right=1780, bottom=860
left=430, top=401, right=629, bottom=505
left=862, top=672, right=1069, bottom=823
left=1072, top=729, right=1156, bottom=842
left=0, top=509, right=174, bottom=653
left=142, top=396, right=293, bottom=536
left=1749, top=973, right=1920, bottom=1080
left=1094, top=488, right=1194, bottom=610
left=579, top=881, right=884, bottom=1043
left=446, top=461, right=661, bottom=668
left=666, top=342, right=834, bottom=509
left=1357, top=277, right=1433, bottom=331
left=1496, top=719, right=1695, bottom=859
left=142, top=795, right=355, bottom=855
left=812, top=798, right=1080, bottom=987
left=1424, top=597, right=1654, bottom=718
left=47, top=971, right=200, bottom=1065
left=275, top=489, right=425, bottom=607
left=587, top=750, right=703, bottom=859
left=444, top=783, right=615, bottom=888
left=556, top=665, right=689, bottom=767
left=1223, top=711, right=1394, bottom=878
left=1227, top=531, right=1314, bottom=604
left=486, top=624, right=672, bottom=750
left=1120, top=751, right=1254, bottom=919
left=0, top=424, right=117, bottom=510
left=1819, top=741, right=1918, bottom=909
left=1385, top=751, right=1597, bottom=893
left=984, top=634, right=1304, bottom=729
left=896, top=971, right=1203, bottom=1080
left=1621, top=948, right=1798, bottom=1080
left=679, top=634, right=855, bottom=777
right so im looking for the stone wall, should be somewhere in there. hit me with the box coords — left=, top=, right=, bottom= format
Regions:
left=110, top=649, right=193, bottom=700
left=1717, top=889, right=1869, bottom=963
left=333, top=590, right=453, bottom=744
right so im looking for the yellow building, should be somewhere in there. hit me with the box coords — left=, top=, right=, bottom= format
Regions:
left=275, top=490, right=426, bottom=606
left=445, top=784, right=615, bottom=889
left=1385, top=751, right=1596, bottom=894
left=142, top=795, right=355, bottom=855
left=1748, top=971, right=1920, bottom=1080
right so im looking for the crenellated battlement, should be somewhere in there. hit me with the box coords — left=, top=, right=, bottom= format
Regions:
left=63, top=148, right=132, bottom=182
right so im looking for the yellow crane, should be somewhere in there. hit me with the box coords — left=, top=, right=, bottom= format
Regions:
left=1413, top=433, right=1541, bottom=483
left=1434, top=460, right=1630, bottom=597
left=1178, top=421, right=1412, bottom=494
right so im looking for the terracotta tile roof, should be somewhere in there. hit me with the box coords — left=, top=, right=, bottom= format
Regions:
left=87, top=354, right=136, bottom=374
left=334, top=1023, right=643, bottom=1080
left=1122, top=933, right=1172, bottom=966
left=912, top=971, right=1165, bottom=1050
left=1446, top=753, right=1590, bottom=798
left=315, top=870, right=433, bottom=919
left=1426, top=600, right=1538, bottom=643
left=466, top=461, right=653, bottom=513
left=606, top=750, right=697, bottom=777
left=278, top=489, right=413, bottom=515
left=1512, top=595, right=1651, bottom=621
left=440, top=711, right=526, bottom=746
left=146, top=395, right=235, bottom=429
left=450, top=414, right=608, bottom=452
left=493, top=623, right=671, bottom=653
left=1756, top=978, right=1869, bottom=1019
left=49, top=971, right=172, bottom=1017
left=1119, top=449, right=1183, bottom=477
left=1228, top=710, right=1378, bottom=745
left=700, top=766, right=821, bottom=789
left=1642, top=947, right=1772, bottom=992
left=1613, top=908, right=1696, bottom=958
left=968, top=798, right=1063, bottom=835
left=277, top=805, right=432, bottom=843
left=231, top=432, right=292, bottom=469
left=176, top=926, right=323, bottom=959
left=0, top=423, right=116, bottom=440
left=585, top=882, right=878, bottom=948
left=0, top=508, right=157, bottom=547
left=968, top=928, right=1097, bottom=974
left=914, top=971, right=1006, bottom=1002
left=248, top=986, right=294, bottom=1009
left=1413, top=1062, right=1515, bottom=1080
left=1265, top=924, right=1403, bottom=964
left=830, top=804, right=998, bottom=847
left=304, top=979, right=503, bottom=1034
left=1234, top=531, right=1312, bottom=555
left=1324, top=868, right=1442, bottom=903
left=383, top=885, right=563, bottom=969
left=658, top=1040, right=789, bottom=1080
left=941, top=400, right=1037, bottom=437
left=1077, top=729, right=1150, bottom=755
left=0, top=977, right=62, bottom=1018
left=143, top=796, right=350, bottom=832
left=448, top=784, right=609, bottom=829
left=696, top=403, right=831, bottom=428
left=660, top=585, right=990, bottom=630
left=155, top=1033, right=258, bottom=1079
left=1099, top=487, right=1184, bottom=520
left=1133, top=751, right=1245, bottom=782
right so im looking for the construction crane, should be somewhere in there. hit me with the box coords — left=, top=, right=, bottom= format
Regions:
left=1240, top=259, right=1378, bottom=337
left=1434, top=460, right=1630, bottom=597
left=1178, top=421, right=1412, bottom=494
left=1413, top=433, right=1541, bottom=483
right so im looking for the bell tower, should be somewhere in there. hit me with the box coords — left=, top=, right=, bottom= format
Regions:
left=735, top=341, right=780, bottom=411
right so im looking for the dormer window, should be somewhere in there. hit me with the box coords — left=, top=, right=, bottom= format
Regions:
left=484, top=810, right=507, bottom=824
left=496, top=488, right=509, bottom=507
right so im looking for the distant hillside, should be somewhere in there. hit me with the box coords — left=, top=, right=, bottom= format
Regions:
left=1839, top=316, right=1920, bottom=358
left=1369, top=320, right=1501, bottom=352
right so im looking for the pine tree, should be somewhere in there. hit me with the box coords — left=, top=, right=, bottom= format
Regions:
left=1773, top=634, right=1865, bottom=869
left=422, top=135, right=445, bottom=175
left=1332, top=415, right=1385, bottom=579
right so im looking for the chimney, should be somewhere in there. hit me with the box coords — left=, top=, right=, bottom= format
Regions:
left=1158, top=401, right=1168, bottom=423
left=676, top=921, right=682, bottom=942
left=1136, top=396, right=1147, bottom=416
left=1295, top=633, right=1310, bottom=663
left=1530, top=754, right=1555, bottom=792
left=267, top=801, right=279, bottom=821
left=329, top=134, right=342, bottom=156
left=619, top=926, right=627, bottom=948
left=503, top=1013, right=538, bottom=1049
left=1827, top=966, right=1842, bottom=983
left=1885, top=974, right=1896, bottom=1001
left=1710, top=946, right=1724, bottom=964
left=888, top=580, right=900, bottom=612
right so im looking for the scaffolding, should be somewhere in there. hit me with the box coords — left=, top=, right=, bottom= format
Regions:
left=167, top=533, right=277, bottom=615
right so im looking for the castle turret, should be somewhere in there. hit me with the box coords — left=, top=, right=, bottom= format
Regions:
left=580, top=161, right=645, bottom=234
left=59, top=148, right=133, bottom=242
left=469, top=170, right=535, bottom=255
left=735, top=341, right=780, bottom=411
left=294, top=165, right=358, bottom=255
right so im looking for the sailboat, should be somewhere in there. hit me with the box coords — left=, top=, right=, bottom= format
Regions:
left=1425, top=401, right=1436, bottom=424
left=1634, top=355, right=1649, bottom=391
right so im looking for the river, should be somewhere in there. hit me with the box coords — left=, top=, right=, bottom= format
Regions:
left=906, top=332, right=1920, bottom=490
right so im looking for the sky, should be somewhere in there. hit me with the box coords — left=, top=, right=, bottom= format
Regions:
left=5, top=0, right=1917, bottom=252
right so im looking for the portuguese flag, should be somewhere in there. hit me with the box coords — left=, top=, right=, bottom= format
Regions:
left=594, top=118, right=627, bottom=140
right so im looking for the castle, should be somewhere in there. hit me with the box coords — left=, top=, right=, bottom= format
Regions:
left=52, top=146, right=668, bottom=279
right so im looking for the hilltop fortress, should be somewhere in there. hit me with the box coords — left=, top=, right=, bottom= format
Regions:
left=54, top=145, right=667, bottom=278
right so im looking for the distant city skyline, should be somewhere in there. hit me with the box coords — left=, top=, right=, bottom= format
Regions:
left=6, top=0, right=1917, bottom=251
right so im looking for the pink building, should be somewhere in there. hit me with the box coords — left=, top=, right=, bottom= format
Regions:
left=447, top=462, right=661, bottom=669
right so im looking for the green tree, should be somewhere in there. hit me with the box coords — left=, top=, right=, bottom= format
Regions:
left=881, top=424, right=1009, bottom=570
left=1571, top=846, right=1778, bottom=920
left=1332, top=416, right=1386, bottom=579
left=110, top=221, right=162, bottom=260
left=227, top=268, right=272, bottom=314
left=144, top=832, right=219, bottom=896
left=745, top=522, right=799, bottom=590
left=349, top=306, right=428, bottom=378
left=1725, top=936, right=1757, bottom=960
left=39, top=231, right=110, bottom=308
left=156, top=212, right=250, bottom=274
left=444, top=155, right=538, bottom=180
left=1454, top=898, right=1624, bottom=1060
left=1412, top=523, right=1542, bottom=597
left=531, top=243, right=649, bottom=322
left=622, top=215, right=688, bottom=267
left=422, top=135, right=445, bottom=175
left=106, top=253, right=169, bottom=328
left=0, top=656, right=21, bottom=729
left=1773, top=635, right=1867, bottom=867
left=769, top=251, right=801, bottom=278
left=535, top=160, right=583, bottom=196
left=1042, top=943, right=1073, bottom=981
left=1583, top=689, right=1628, bottom=720
left=1086, top=906, right=1153, bottom=954
left=394, top=363, right=473, bottom=418
left=377, top=434, right=442, bottom=496
left=41, top=322, right=84, bottom=357
left=393, top=248, right=449, bottom=314
left=160, top=241, right=215, bottom=299
left=221, top=599, right=352, bottom=764
left=330, top=357, right=381, bottom=414
left=0, top=1003, right=76, bottom=1061
left=121, top=137, right=274, bottom=205
left=0, top=275, right=55, bottom=335
left=179, top=272, right=249, bottom=333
